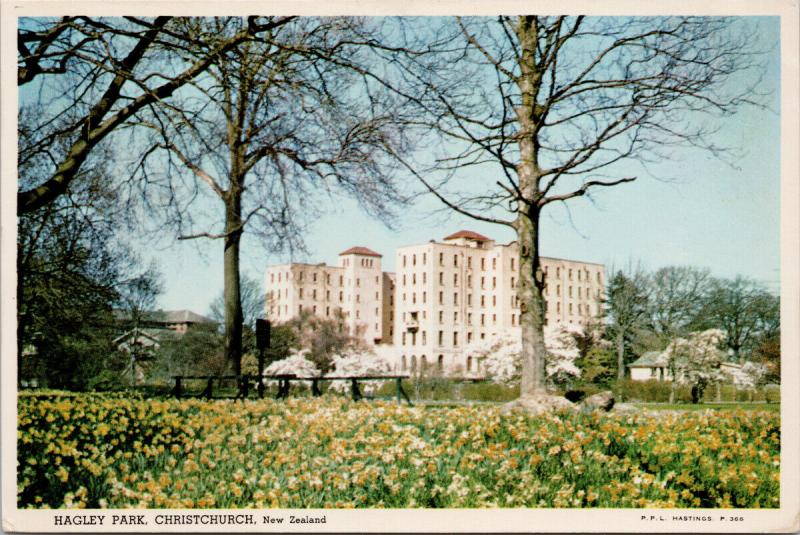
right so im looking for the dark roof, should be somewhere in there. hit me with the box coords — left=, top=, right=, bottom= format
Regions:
left=114, top=309, right=216, bottom=324
left=443, top=230, right=491, bottom=242
left=628, top=351, right=667, bottom=368
left=339, top=246, right=382, bottom=257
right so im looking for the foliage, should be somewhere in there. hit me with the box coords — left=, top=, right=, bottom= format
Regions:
left=605, top=267, right=651, bottom=380
left=280, top=311, right=366, bottom=373
left=18, top=392, right=779, bottom=508
left=209, top=275, right=264, bottom=331
left=575, top=347, right=617, bottom=387
left=752, top=334, right=780, bottom=384
left=148, top=326, right=227, bottom=381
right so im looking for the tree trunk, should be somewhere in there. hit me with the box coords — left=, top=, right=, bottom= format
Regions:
left=223, top=190, right=244, bottom=376
left=616, top=331, right=626, bottom=381
left=515, top=17, right=549, bottom=399
left=518, top=209, right=548, bottom=397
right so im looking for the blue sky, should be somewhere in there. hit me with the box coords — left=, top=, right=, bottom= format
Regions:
left=138, top=17, right=781, bottom=315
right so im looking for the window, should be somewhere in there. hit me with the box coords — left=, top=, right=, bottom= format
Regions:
left=569, top=269, right=573, bottom=280
left=481, top=295, right=485, bottom=306
left=492, top=295, right=496, bottom=306
left=511, top=258, right=515, bottom=271
left=557, top=285, right=561, bottom=297
left=467, top=313, right=472, bottom=324
left=423, top=272, right=427, bottom=284
left=423, top=253, right=427, bottom=265
left=492, top=314, right=497, bottom=325
left=453, top=255, right=458, bottom=267
left=298, top=305, right=303, bottom=313
left=512, top=314, right=516, bottom=326
left=438, top=355, right=444, bottom=371
left=299, top=288, right=304, bottom=298
left=413, top=273, right=416, bottom=284
left=326, top=290, right=330, bottom=300
left=467, top=257, right=472, bottom=269
left=270, top=273, right=275, bottom=283
left=578, top=304, right=583, bottom=315
left=412, top=293, right=416, bottom=304
left=401, top=356, right=407, bottom=371
left=439, top=252, right=444, bottom=266
left=511, top=277, right=515, bottom=288
left=313, top=273, right=317, bottom=282
left=403, top=274, right=406, bottom=286
left=481, top=258, right=486, bottom=270
left=356, top=294, right=360, bottom=303
left=467, top=332, right=473, bottom=343
left=556, top=267, right=561, bottom=278
left=569, top=286, right=573, bottom=298
left=439, top=291, right=444, bottom=304
left=402, top=332, right=406, bottom=345
left=411, top=332, right=416, bottom=345
left=492, top=258, right=497, bottom=269
left=339, top=291, right=343, bottom=302
left=467, top=294, right=472, bottom=306
left=325, top=306, right=330, bottom=316
left=454, top=311, right=458, bottom=322
left=439, top=272, right=444, bottom=284
left=356, top=278, right=360, bottom=287
left=298, top=272, right=303, bottom=281
left=453, top=293, right=458, bottom=305
left=578, top=287, right=582, bottom=299
left=422, top=331, right=427, bottom=345
left=423, top=291, right=427, bottom=303
left=481, top=314, right=485, bottom=326
left=454, top=273, right=458, bottom=286
left=492, top=277, right=496, bottom=289
left=557, top=302, right=561, bottom=313
left=578, top=270, right=582, bottom=282
left=402, top=293, right=406, bottom=302
left=481, top=277, right=485, bottom=289
left=313, top=305, right=317, bottom=314
left=438, top=331, right=444, bottom=345
left=467, top=357, right=472, bottom=372
left=453, top=332, right=458, bottom=346
left=312, top=289, right=317, bottom=299
left=569, top=303, right=573, bottom=314
left=403, top=255, right=407, bottom=267
left=439, top=311, right=444, bottom=323
left=413, top=254, right=416, bottom=266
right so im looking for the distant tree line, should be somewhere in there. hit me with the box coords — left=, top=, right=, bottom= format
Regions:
left=580, top=265, right=780, bottom=389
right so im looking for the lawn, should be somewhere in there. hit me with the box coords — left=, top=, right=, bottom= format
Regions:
left=17, top=391, right=779, bottom=509
left=633, top=402, right=781, bottom=412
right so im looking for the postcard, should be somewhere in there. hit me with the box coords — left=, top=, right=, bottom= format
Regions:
left=2, top=0, right=798, bottom=532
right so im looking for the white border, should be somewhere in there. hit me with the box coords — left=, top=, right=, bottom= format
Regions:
left=2, top=1, right=798, bottom=533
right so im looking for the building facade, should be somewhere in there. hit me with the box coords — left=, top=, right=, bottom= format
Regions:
left=392, top=231, right=604, bottom=374
left=264, top=231, right=605, bottom=372
left=265, top=247, right=390, bottom=345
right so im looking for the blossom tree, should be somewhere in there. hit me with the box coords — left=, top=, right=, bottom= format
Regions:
left=264, top=348, right=320, bottom=378
left=464, top=328, right=580, bottom=387
left=664, top=329, right=726, bottom=403
left=326, top=349, right=394, bottom=395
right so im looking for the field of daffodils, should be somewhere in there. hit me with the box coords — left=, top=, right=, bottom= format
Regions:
left=17, top=392, right=779, bottom=509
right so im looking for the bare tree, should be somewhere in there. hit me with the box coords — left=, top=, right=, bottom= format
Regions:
left=130, top=17, right=412, bottom=374
left=392, top=16, right=768, bottom=400
left=17, top=16, right=295, bottom=213
left=647, top=266, right=712, bottom=341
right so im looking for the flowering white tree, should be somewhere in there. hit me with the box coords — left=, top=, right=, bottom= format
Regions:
left=740, top=361, right=768, bottom=389
left=664, top=329, right=726, bottom=403
left=264, top=348, right=320, bottom=378
left=464, top=328, right=581, bottom=386
left=326, top=349, right=393, bottom=395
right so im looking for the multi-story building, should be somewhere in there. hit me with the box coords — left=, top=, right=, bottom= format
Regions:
left=392, top=230, right=604, bottom=374
left=264, top=230, right=604, bottom=373
left=265, top=247, right=392, bottom=345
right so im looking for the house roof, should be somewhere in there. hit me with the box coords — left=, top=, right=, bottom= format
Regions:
left=114, top=309, right=216, bottom=325
left=443, top=230, right=491, bottom=242
left=628, top=351, right=668, bottom=368
left=339, top=246, right=382, bottom=257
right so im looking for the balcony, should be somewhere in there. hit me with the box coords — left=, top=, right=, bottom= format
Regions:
left=405, top=319, right=419, bottom=332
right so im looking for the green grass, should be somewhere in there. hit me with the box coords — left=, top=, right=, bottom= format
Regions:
left=634, top=402, right=781, bottom=412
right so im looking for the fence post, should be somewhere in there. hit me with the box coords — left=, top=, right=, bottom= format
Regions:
left=350, top=379, right=362, bottom=402
left=172, top=377, right=182, bottom=398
